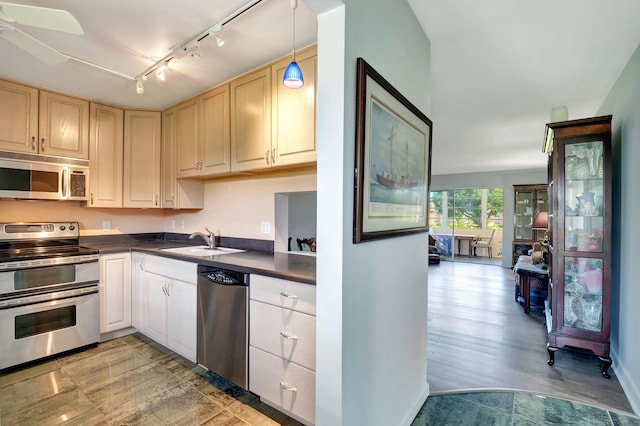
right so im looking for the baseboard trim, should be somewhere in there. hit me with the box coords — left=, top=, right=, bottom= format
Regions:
left=611, top=346, right=640, bottom=415
left=401, top=382, right=429, bottom=426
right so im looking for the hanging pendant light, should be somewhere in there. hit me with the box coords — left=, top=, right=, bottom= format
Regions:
left=283, top=0, right=303, bottom=88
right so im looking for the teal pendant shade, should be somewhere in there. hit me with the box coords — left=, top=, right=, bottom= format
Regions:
left=283, top=61, right=304, bottom=88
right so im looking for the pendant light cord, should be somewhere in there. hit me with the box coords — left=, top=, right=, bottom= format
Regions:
left=291, top=3, right=296, bottom=61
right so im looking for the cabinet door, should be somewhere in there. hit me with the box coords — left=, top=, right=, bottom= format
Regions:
left=167, top=279, right=197, bottom=361
left=176, top=97, right=201, bottom=177
left=271, top=46, right=317, bottom=166
left=200, top=84, right=231, bottom=175
left=38, top=90, right=89, bottom=159
left=123, top=110, right=161, bottom=208
left=0, top=79, right=38, bottom=153
left=99, top=253, right=132, bottom=333
left=131, top=253, right=146, bottom=331
left=230, top=67, right=271, bottom=172
left=161, top=107, right=178, bottom=208
left=89, top=103, right=124, bottom=208
left=144, top=272, right=168, bottom=344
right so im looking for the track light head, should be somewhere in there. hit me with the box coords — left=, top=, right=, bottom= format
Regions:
left=215, top=33, right=225, bottom=47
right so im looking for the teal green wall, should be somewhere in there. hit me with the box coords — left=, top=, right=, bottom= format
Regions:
left=597, top=41, right=640, bottom=414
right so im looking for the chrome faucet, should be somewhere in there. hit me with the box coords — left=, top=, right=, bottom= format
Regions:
left=189, top=227, right=216, bottom=249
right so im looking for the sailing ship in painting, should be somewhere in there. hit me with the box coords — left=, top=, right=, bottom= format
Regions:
left=376, top=125, right=419, bottom=190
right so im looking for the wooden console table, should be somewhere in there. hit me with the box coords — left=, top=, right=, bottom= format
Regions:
left=515, top=263, right=549, bottom=314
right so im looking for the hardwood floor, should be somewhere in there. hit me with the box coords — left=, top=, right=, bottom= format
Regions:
left=427, top=261, right=635, bottom=415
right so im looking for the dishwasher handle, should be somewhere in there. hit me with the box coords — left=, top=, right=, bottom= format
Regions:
left=198, top=266, right=249, bottom=286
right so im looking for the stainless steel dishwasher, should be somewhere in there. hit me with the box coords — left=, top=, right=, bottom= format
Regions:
left=197, top=265, right=249, bottom=389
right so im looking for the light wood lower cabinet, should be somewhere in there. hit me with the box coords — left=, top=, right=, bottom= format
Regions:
left=131, top=254, right=197, bottom=361
left=249, top=274, right=316, bottom=425
left=123, top=110, right=161, bottom=208
left=99, top=253, right=132, bottom=333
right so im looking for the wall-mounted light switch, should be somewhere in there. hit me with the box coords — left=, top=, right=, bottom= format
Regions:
left=103, top=220, right=111, bottom=231
left=261, top=221, right=270, bottom=234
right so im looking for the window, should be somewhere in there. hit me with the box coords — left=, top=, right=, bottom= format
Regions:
left=429, top=188, right=503, bottom=231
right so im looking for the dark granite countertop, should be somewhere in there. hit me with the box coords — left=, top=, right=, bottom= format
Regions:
left=80, top=233, right=316, bottom=285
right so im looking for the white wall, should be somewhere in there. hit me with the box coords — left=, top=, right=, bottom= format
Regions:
left=597, top=41, right=640, bottom=415
left=432, top=168, right=547, bottom=267
left=316, top=1, right=431, bottom=425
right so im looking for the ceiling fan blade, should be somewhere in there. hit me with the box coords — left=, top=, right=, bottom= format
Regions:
left=0, top=24, right=68, bottom=64
left=0, top=2, right=83, bottom=35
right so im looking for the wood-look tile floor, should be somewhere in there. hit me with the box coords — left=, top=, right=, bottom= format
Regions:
left=0, top=334, right=303, bottom=426
left=427, top=260, right=635, bottom=415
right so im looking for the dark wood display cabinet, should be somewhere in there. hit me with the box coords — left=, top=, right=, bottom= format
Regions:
left=543, top=115, right=612, bottom=378
left=512, top=184, right=548, bottom=266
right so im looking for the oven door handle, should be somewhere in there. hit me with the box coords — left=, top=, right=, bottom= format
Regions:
left=0, top=286, right=98, bottom=310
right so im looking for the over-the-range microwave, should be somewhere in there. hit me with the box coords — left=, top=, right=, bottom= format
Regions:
left=0, top=150, right=89, bottom=201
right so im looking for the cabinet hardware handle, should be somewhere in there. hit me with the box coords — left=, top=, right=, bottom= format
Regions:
left=279, top=291, right=298, bottom=299
left=90, top=192, right=94, bottom=205
left=271, top=147, right=276, bottom=163
left=139, top=261, right=144, bottom=271
left=279, top=382, right=297, bottom=392
left=154, top=195, right=158, bottom=206
left=41, top=138, right=45, bottom=151
left=31, top=136, right=36, bottom=150
left=280, top=331, right=298, bottom=340
left=265, top=149, right=270, bottom=164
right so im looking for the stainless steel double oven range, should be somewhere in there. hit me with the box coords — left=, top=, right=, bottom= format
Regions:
left=0, top=222, right=100, bottom=370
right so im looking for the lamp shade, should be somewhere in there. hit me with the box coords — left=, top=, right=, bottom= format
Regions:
left=283, top=61, right=304, bottom=88
left=532, top=211, right=549, bottom=230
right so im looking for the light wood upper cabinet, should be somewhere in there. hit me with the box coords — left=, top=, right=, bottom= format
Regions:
left=88, top=103, right=124, bottom=208
left=271, top=45, right=317, bottom=166
left=162, top=107, right=178, bottom=208
left=230, top=66, right=272, bottom=172
left=230, top=45, right=317, bottom=172
left=0, top=79, right=38, bottom=153
left=176, top=97, right=200, bottom=177
left=162, top=107, right=203, bottom=209
left=123, top=110, right=161, bottom=208
left=200, top=84, right=230, bottom=175
left=39, top=90, right=89, bottom=159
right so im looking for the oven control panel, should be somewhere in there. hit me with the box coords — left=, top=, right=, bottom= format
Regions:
left=0, top=222, right=81, bottom=241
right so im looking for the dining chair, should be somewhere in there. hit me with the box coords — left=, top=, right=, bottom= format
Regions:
left=472, top=229, right=496, bottom=258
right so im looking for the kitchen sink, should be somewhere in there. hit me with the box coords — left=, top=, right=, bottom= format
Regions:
left=161, top=246, right=245, bottom=257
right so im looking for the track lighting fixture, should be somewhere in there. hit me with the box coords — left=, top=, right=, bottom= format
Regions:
left=132, top=0, right=267, bottom=95
left=283, top=0, right=303, bottom=89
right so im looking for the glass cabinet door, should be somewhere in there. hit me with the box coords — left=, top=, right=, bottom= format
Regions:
left=562, top=140, right=605, bottom=332
left=564, top=256, right=603, bottom=332
left=564, top=141, right=604, bottom=252
left=515, top=189, right=533, bottom=240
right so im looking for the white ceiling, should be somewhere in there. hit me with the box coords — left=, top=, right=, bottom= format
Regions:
left=2, top=1, right=640, bottom=176
left=409, top=0, right=640, bottom=175
left=0, top=0, right=318, bottom=109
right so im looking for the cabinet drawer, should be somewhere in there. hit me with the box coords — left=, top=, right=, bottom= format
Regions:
left=250, top=275, right=315, bottom=315
left=250, top=300, right=315, bottom=370
left=249, top=346, right=315, bottom=425
left=143, top=254, right=196, bottom=283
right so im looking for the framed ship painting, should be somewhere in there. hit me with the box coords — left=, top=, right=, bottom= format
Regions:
left=353, top=57, right=433, bottom=243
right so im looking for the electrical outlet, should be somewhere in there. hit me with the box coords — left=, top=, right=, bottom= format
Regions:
left=179, top=220, right=185, bottom=229
left=170, top=220, right=175, bottom=230
left=261, top=221, right=270, bottom=234
left=102, top=220, right=111, bottom=231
